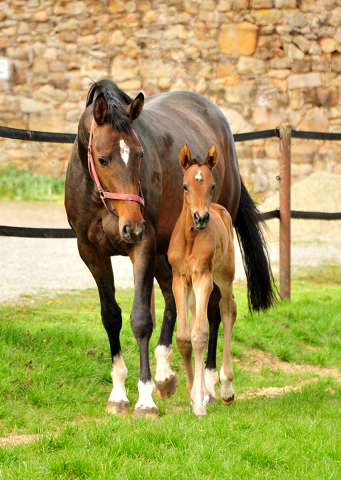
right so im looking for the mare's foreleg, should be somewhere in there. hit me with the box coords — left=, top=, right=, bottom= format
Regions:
left=129, top=231, right=158, bottom=418
left=77, top=239, right=129, bottom=414
left=191, top=272, right=213, bottom=416
left=154, top=255, right=178, bottom=399
left=205, top=284, right=222, bottom=404
left=218, top=284, right=237, bottom=406
left=172, top=274, right=194, bottom=397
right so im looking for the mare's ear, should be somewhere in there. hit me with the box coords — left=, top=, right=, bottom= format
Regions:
left=93, top=93, right=108, bottom=125
left=205, top=144, right=218, bottom=170
left=126, top=92, right=144, bottom=121
left=179, top=144, right=192, bottom=171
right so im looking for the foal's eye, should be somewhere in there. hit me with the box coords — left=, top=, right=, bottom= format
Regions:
left=98, top=156, right=107, bottom=166
left=183, top=184, right=188, bottom=192
left=211, top=184, right=216, bottom=192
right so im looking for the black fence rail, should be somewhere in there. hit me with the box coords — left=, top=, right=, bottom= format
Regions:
left=1, top=124, right=341, bottom=240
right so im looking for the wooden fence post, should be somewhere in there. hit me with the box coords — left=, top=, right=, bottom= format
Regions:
left=279, top=123, right=292, bottom=301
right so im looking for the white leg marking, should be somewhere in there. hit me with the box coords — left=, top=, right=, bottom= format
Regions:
left=205, top=368, right=219, bottom=398
left=135, top=380, right=157, bottom=409
left=119, top=139, right=130, bottom=166
left=108, top=354, right=128, bottom=403
left=220, top=366, right=234, bottom=400
left=155, top=345, right=176, bottom=382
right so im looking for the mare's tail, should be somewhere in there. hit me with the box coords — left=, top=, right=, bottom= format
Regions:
left=234, top=177, right=277, bottom=312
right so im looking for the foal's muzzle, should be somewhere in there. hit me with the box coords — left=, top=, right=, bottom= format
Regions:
left=122, top=219, right=146, bottom=243
left=193, top=211, right=210, bottom=230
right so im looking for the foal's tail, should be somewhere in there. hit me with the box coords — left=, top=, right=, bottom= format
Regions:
left=234, top=177, right=277, bottom=312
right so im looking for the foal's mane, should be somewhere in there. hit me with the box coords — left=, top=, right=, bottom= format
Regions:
left=86, top=79, right=134, bottom=135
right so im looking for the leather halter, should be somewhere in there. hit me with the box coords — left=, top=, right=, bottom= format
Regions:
left=87, top=118, right=145, bottom=216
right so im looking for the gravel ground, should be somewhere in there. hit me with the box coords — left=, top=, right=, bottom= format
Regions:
left=1, top=185, right=341, bottom=303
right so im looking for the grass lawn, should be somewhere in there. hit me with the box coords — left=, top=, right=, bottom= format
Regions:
left=0, top=266, right=340, bottom=479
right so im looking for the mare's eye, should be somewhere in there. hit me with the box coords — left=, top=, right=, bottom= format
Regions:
left=183, top=184, right=188, bottom=192
left=98, top=156, right=107, bottom=166
left=140, top=152, right=144, bottom=160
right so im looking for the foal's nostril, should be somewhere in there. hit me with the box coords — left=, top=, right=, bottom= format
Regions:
left=194, top=212, right=200, bottom=223
left=204, top=212, right=210, bottom=223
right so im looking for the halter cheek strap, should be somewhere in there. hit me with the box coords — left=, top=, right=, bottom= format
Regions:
left=87, top=118, right=145, bottom=216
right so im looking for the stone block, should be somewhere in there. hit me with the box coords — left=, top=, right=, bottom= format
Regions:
left=29, top=111, right=65, bottom=133
left=216, top=60, right=234, bottom=78
left=252, top=10, right=283, bottom=26
left=288, top=13, right=309, bottom=29
left=142, top=10, right=158, bottom=24
left=274, top=0, right=296, bottom=7
left=253, top=106, right=284, bottom=130
left=288, top=43, right=305, bottom=60
left=223, top=84, right=257, bottom=103
left=293, top=35, right=311, bottom=53
left=292, top=60, right=312, bottom=73
left=54, top=1, right=87, bottom=15
left=34, top=11, right=48, bottom=22
left=251, top=0, right=274, bottom=9
left=32, top=57, right=49, bottom=74
left=217, top=0, right=233, bottom=12
left=288, top=72, right=322, bottom=89
left=218, top=22, right=258, bottom=55
left=268, top=69, right=291, bottom=78
left=270, top=57, right=292, bottom=69
left=331, top=52, right=341, bottom=72
left=237, top=56, right=266, bottom=75
left=110, top=30, right=125, bottom=45
left=55, top=19, right=77, bottom=32
left=291, top=142, right=318, bottom=164
left=298, top=108, right=329, bottom=132
left=308, top=87, right=339, bottom=107
left=335, top=27, right=341, bottom=44
left=32, top=85, right=68, bottom=104
left=318, top=37, right=339, bottom=54
left=109, top=0, right=125, bottom=14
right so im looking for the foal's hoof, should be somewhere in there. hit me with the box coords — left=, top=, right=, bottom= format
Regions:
left=133, top=406, right=158, bottom=419
left=222, top=394, right=235, bottom=406
left=155, top=375, right=179, bottom=399
left=106, top=400, right=130, bottom=415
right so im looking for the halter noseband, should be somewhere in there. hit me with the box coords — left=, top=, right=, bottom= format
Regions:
left=87, top=118, right=145, bottom=216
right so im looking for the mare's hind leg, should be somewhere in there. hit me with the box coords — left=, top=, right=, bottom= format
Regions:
left=77, top=239, right=129, bottom=414
left=205, top=284, right=221, bottom=404
left=154, top=255, right=179, bottom=399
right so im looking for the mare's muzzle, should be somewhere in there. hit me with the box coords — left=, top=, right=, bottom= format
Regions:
left=193, top=211, right=210, bottom=230
left=122, top=219, right=146, bottom=243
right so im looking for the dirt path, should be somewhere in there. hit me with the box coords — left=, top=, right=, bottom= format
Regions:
left=1, top=200, right=341, bottom=303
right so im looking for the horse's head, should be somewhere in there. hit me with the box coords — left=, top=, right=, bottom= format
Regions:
left=180, top=144, right=218, bottom=231
left=89, top=89, right=145, bottom=243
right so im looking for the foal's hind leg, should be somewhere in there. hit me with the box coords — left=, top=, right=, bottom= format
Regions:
left=205, top=284, right=221, bottom=404
left=78, top=239, right=129, bottom=414
left=154, top=256, right=178, bottom=399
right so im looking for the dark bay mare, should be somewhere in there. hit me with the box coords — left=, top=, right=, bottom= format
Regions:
left=65, top=79, right=276, bottom=417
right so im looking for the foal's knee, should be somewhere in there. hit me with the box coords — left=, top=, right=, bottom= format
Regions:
left=191, top=328, right=208, bottom=351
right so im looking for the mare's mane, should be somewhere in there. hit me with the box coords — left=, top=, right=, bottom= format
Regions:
left=86, top=79, right=134, bottom=135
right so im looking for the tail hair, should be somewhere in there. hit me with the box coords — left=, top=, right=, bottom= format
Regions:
left=234, top=177, right=278, bottom=312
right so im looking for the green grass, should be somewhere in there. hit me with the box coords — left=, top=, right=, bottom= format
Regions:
left=0, top=167, right=65, bottom=202
left=0, top=266, right=340, bottom=479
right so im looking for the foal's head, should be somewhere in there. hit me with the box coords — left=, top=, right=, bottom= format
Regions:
left=89, top=88, right=145, bottom=243
left=180, top=144, right=218, bottom=231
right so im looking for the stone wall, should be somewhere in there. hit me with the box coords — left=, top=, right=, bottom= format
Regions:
left=1, top=0, right=341, bottom=199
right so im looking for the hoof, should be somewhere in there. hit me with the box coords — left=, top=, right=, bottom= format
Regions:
left=155, top=375, right=179, bottom=399
left=106, top=400, right=130, bottom=415
left=208, top=394, right=216, bottom=405
left=133, top=407, right=158, bottom=419
left=193, top=407, right=208, bottom=417
left=222, top=394, right=234, bottom=406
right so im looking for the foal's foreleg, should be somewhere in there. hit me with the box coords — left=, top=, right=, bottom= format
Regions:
left=173, top=275, right=194, bottom=397
left=77, top=239, right=129, bottom=414
left=191, top=273, right=213, bottom=416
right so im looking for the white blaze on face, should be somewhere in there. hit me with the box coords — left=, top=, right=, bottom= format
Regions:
left=195, top=170, right=202, bottom=181
left=119, top=139, right=130, bottom=166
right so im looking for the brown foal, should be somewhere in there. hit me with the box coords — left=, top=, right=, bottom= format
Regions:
left=168, top=144, right=237, bottom=416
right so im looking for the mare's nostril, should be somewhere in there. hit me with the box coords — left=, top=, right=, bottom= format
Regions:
left=123, top=223, right=131, bottom=239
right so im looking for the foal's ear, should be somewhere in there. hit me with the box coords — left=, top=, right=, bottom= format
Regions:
left=93, top=93, right=108, bottom=125
left=126, top=92, right=144, bottom=121
left=179, top=144, right=192, bottom=171
left=205, top=144, right=218, bottom=170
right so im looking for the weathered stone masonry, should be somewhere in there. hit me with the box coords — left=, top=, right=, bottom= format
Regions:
left=0, top=0, right=341, bottom=199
